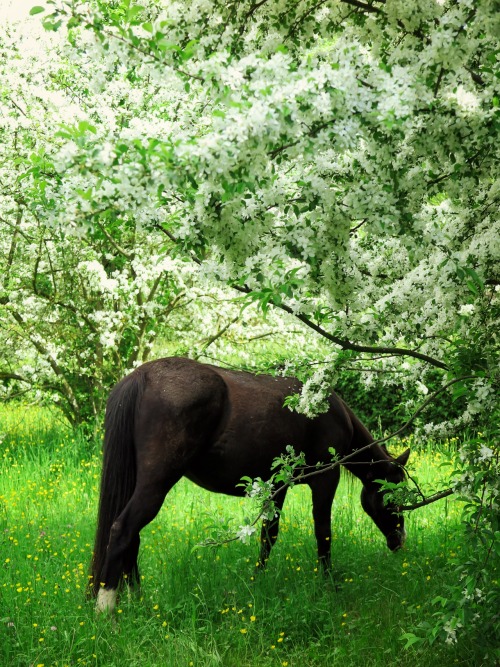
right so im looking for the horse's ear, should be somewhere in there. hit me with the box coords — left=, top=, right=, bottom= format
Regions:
left=395, top=448, right=410, bottom=467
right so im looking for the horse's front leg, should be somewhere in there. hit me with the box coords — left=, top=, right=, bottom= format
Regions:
left=309, top=468, right=340, bottom=573
left=257, top=486, right=287, bottom=569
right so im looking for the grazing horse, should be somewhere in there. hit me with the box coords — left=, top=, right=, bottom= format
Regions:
left=91, top=357, right=409, bottom=612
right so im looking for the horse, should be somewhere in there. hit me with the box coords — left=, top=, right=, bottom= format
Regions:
left=90, top=357, right=410, bottom=612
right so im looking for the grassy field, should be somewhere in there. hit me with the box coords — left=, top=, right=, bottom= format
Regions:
left=0, top=405, right=490, bottom=666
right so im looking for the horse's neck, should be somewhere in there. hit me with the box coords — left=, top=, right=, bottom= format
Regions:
left=342, top=404, right=390, bottom=481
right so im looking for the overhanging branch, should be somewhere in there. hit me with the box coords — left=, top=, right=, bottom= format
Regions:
left=399, top=488, right=453, bottom=511
left=0, top=372, right=29, bottom=383
left=260, top=374, right=479, bottom=488
left=155, top=224, right=449, bottom=370
left=232, top=282, right=449, bottom=370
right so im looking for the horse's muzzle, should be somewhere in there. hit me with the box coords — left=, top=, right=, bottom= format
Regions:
left=386, top=528, right=407, bottom=551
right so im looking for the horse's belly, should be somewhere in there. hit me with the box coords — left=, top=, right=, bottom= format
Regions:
left=183, top=468, right=246, bottom=496
left=184, top=445, right=250, bottom=495
left=184, top=419, right=306, bottom=496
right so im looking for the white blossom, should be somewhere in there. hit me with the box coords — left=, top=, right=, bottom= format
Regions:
left=236, top=524, right=256, bottom=544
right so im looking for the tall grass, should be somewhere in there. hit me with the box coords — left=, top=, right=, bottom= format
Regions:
left=0, top=405, right=488, bottom=666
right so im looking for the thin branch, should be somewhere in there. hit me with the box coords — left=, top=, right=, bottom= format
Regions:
left=399, top=488, right=453, bottom=511
left=95, top=220, right=134, bottom=260
left=404, top=469, right=427, bottom=501
left=154, top=223, right=202, bottom=266
left=196, top=315, right=240, bottom=357
left=9, top=97, right=28, bottom=117
left=349, top=218, right=367, bottom=235
left=464, top=65, right=485, bottom=87
left=0, top=215, right=34, bottom=242
left=433, top=66, right=445, bottom=98
left=77, top=13, right=204, bottom=82
left=269, top=120, right=335, bottom=160
left=426, top=147, right=485, bottom=190
left=8, top=311, right=80, bottom=416
left=2, top=208, right=22, bottom=290
left=244, top=0, right=270, bottom=24
left=158, top=228, right=449, bottom=369
left=0, top=387, right=34, bottom=401
left=264, top=374, right=480, bottom=489
left=42, top=237, right=58, bottom=297
left=340, top=0, right=381, bottom=14
left=367, top=374, right=478, bottom=445
left=285, top=0, right=331, bottom=41
left=342, top=366, right=405, bottom=374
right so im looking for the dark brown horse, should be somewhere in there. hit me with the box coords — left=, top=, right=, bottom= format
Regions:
left=91, top=357, right=409, bottom=612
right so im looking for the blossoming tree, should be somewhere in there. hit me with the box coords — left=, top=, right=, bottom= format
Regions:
left=26, top=0, right=498, bottom=405
left=0, top=17, right=290, bottom=424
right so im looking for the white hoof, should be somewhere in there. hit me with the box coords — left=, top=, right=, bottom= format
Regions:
left=96, top=588, right=117, bottom=613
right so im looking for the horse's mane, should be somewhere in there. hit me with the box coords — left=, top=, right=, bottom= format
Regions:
left=340, top=398, right=393, bottom=461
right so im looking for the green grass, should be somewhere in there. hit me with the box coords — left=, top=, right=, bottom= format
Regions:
left=0, top=405, right=490, bottom=666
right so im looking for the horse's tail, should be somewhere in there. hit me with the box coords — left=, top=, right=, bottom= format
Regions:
left=89, top=370, right=146, bottom=597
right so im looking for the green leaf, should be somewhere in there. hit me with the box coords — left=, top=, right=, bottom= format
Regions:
left=42, top=15, right=62, bottom=31
left=29, top=6, right=45, bottom=15
left=401, top=633, right=422, bottom=649
left=466, top=280, right=477, bottom=295
left=127, top=5, right=145, bottom=22
left=463, top=267, right=484, bottom=290
left=452, top=382, right=468, bottom=401
left=77, top=120, right=97, bottom=136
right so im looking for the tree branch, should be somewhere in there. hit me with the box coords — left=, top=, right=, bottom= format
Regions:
left=399, top=488, right=453, bottom=511
left=157, top=226, right=449, bottom=369
left=8, top=311, right=80, bottom=417
left=262, top=374, right=479, bottom=489
left=196, top=315, right=240, bottom=357
left=95, top=220, right=135, bottom=260
left=200, top=374, right=480, bottom=548
left=340, top=0, right=381, bottom=14
left=233, top=282, right=449, bottom=368
left=285, top=0, right=331, bottom=41
left=2, top=208, right=22, bottom=291
left=269, top=120, right=335, bottom=160
left=464, top=65, right=485, bottom=88
left=0, top=372, right=28, bottom=383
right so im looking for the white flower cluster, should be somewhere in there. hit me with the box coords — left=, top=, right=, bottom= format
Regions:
left=443, top=619, right=462, bottom=645
left=236, top=524, right=256, bottom=544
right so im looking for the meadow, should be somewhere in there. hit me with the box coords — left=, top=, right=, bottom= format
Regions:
left=0, top=404, right=490, bottom=667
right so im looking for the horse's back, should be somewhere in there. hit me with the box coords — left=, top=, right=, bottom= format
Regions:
left=132, top=357, right=229, bottom=448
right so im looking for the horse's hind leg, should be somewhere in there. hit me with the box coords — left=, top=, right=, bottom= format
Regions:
left=257, top=486, right=287, bottom=569
left=122, top=533, right=140, bottom=593
left=96, top=475, right=179, bottom=613
left=96, top=365, right=228, bottom=613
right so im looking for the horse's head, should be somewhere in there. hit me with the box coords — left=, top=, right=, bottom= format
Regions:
left=360, top=448, right=410, bottom=551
